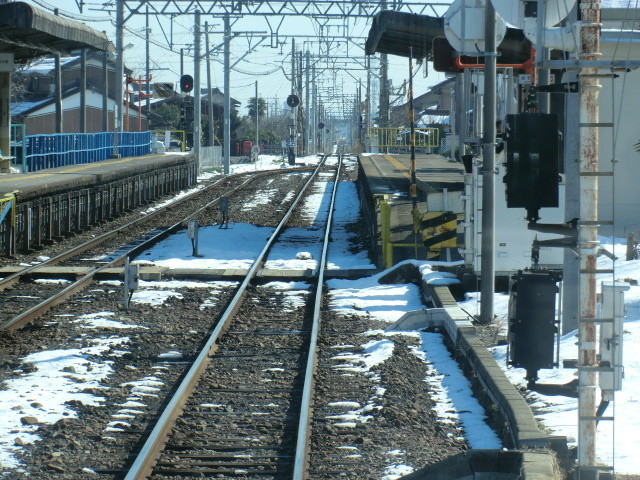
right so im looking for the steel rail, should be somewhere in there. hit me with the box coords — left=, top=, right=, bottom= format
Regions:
left=123, top=155, right=330, bottom=480
left=0, top=165, right=317, bottom=332
left=292, top=154, right=343, bottom=479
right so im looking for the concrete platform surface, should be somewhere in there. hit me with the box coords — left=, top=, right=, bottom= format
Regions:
left=0, top=153, right=196, bottom=201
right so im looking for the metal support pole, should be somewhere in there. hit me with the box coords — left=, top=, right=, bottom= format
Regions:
left=54, top=53, right=63, bottom=134
left=562, top=8, right=580, bottom=336
left=102, top=50, right=108, bottom=131
left=113, top=0, right=124, bottom=157
left=205, top=22, right=215, bottom=146
left=458, top=70, right=467, bottom=159
left=366, top=55, right=371, bottom=152
left=577, top=0, right=601, bottom=475
left=180, top=48, right=184, bottom=77
left=145, top=6, right=151, bottom=113
left=223, top=14, right=231, bottom=175
left=409, top=48, right=418, bottom=250
left=80, top=48, right=87, bottom=133
left=480, top=0, right=497, bottom=324
left=255, top=80, right=259, bottom=161
left=305, top=50, right=311, bottom=155
left=194, top=10, right=201, bottom=160
left=291, top=38, right=296, bottom=158
left=312, top=64, right=317, bottom=154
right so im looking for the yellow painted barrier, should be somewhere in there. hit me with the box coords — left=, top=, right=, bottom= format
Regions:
left=369, top=127, right=439, bottom=149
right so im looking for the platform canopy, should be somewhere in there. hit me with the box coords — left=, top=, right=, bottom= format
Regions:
left=365, top=10, right=532, bottom=64
left=0, top=2, right=113, bottom=61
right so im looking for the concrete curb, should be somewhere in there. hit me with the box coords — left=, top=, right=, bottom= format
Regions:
left=384, top=263, right=567, bottom=479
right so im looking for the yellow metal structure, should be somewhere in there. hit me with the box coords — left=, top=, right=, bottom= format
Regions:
left=0, top=191, right=16, bottom=256
left=378, top=196, right=424, bottom=268
left=152, top=130, right=187, bottom=152
left=369, top=127, right=439, bottom=149
left=421, top=211, right=459, bottom=259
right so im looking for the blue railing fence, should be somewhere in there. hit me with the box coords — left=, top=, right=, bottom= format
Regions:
left=23, top=131, right=152, bottom=172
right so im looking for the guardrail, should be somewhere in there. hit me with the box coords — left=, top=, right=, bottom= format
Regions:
left=369, top=127, right=440, bottom=149
left=24, top=131, right=151, bottom=172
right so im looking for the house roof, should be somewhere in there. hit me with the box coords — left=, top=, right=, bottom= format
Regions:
left=0, top=2, right=113, bottom=61
left=21, top=52, right=127, bottom=76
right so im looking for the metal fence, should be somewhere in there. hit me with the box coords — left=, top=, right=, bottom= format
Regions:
left=368, top=127, right=440, bottom=150
left=200, top=145, right=223, bottom=169
left=24, top=131, right=152, bottom=172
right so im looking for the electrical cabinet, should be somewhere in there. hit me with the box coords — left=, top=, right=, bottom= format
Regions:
left=508, top=270, right=560, bottom=384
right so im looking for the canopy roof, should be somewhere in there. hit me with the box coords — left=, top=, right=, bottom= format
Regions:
left=0, top=2, right=113, bottom=61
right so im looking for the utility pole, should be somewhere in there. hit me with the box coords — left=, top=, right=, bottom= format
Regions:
left=145, top=5, right=151, bottom=112
left=193, top=10, right=201, bottom=160
left=255, top=80, right=259, bottom=161
left=205, top=22, right=215, bottom=147
left=223, top=14, right=231, bottom=174
left=577, top=0, right=602, bottom=475
left=305, top=50, right=310, bottom=155
left=479, top=0, right=497, bottom=324
left=113, top=0, right=124, bottom=156
left=80, top=48, right=87, bottom=133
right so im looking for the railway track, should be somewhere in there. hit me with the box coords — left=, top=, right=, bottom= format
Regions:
left=0, top=163, right=322, bottom=332
left=123, top=155, right=342, bottom=479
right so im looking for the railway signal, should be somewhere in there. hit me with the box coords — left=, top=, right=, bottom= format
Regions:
left=180, top=74, right=194, bottom=93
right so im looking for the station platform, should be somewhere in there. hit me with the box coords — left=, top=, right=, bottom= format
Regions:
left=0, top=153, right=196, bottom=202
left=357, top=153, right=465, bottom=267
left=0, top=153, right=198, bottom=256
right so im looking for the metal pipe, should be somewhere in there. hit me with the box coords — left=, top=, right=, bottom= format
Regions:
left=480, top=0, right=497, bottom=324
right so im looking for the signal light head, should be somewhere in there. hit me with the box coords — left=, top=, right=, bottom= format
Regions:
left=180, top=74, right=194, bottom=93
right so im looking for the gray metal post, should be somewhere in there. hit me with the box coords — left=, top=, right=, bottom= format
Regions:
left=193, top=10, right=201, bottom=160
left=102, top=50, right=109, bottom=131
left=291, top=38, right=296, bottom=156
left=366, top=55, right=371, bottom=151
left=223, top=14, right=231, bottom=175
left=180, top=48, right=184, bottom=77
left=113, top=0, right=124, bottom=156
left=379, top=0, right=389, bottom=137
left=479, top=0, right=497, bottom=324
left=255, top=81, right=259, bottom=160
left=562, top=6, right=580, bottom=336
left=305, top=50, right=310, bottom=155
left=145, top=6, right=151, bottom=113
left=54, top=53, right=63, bottom=134
left=205, top=22, right=215, bottom=146
left=80, top=49, right=87, bottom=133
left=312, top=64, right=317, bottom=154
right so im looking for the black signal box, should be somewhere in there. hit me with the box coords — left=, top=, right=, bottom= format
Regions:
left=504, top=113, right=560, bottom=222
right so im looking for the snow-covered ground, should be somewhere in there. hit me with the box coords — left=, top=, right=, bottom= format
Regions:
left=0, top=164, right=498, bottom=478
